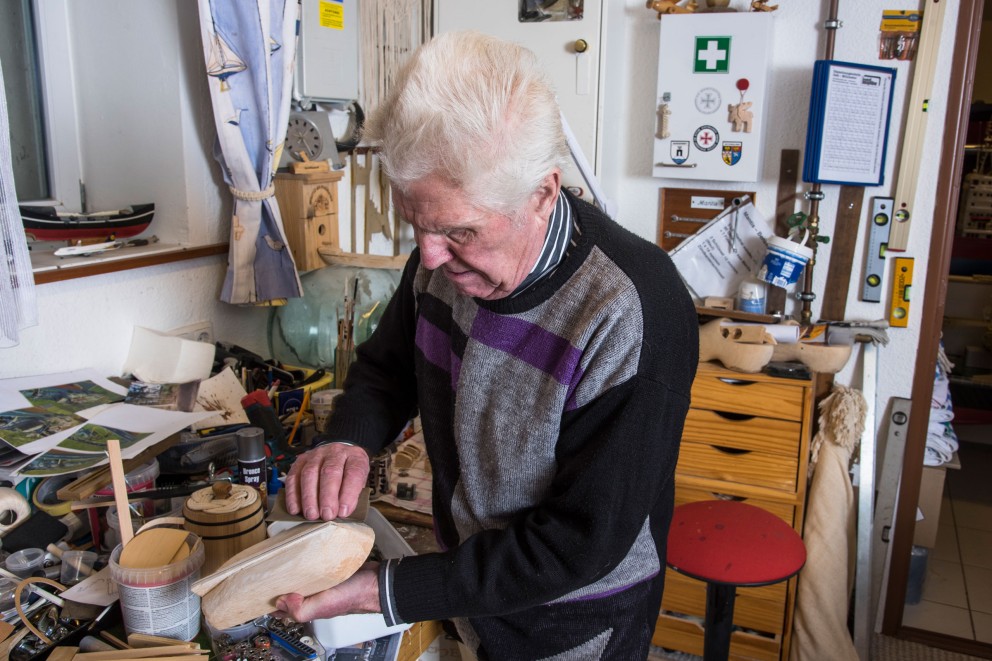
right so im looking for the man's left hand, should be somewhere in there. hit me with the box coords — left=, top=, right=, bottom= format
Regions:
left=274, top=561, right=381, bottom=622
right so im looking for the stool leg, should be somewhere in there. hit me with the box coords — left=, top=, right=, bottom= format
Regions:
left=703, top=583, right=737, bottom=661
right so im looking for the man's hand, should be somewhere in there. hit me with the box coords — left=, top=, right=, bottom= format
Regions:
left=283, top=443, right=370, bottom=520
left=275, top=562, right=381, bottom=622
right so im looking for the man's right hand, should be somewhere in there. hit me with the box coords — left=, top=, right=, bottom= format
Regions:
left=283, top=443, right=371, bottom=520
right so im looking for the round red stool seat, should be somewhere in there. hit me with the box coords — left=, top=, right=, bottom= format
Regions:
left=667, top=500, right=806, bottom=660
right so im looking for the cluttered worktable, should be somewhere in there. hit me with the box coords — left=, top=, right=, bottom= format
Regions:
left=0, top=351, right=444, bottom=660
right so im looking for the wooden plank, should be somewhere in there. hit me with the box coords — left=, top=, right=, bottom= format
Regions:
left=398, top=620, right=445, bottom=661
left=888, top=0, right=947, bottom=251
left=657, top=187, right=754, bottom=253
left=57, top=434, right=182, bottom=501
left=45, top=648, right=79, bottom=661
left=74, top=647, right=209, bottom=659
left=820, top=185, right=865, bottom=320
left=767, top=149, right=800, bottom=318
left=317, top=248, right=409, bottom=270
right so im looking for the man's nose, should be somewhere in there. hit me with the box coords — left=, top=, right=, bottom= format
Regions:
left=417, top=233, right=452, bottom=270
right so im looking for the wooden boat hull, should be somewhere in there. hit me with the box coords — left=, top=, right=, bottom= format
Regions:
left=21, top=203, right=154, bottom=241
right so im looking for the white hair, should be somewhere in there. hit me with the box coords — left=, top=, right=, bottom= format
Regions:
left=362, top=31, right=570, bottom=216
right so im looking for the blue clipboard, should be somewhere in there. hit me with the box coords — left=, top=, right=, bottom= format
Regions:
left=802, top=60, right=898, bottom=187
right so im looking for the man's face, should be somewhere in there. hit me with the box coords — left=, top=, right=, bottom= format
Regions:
left=393, top=174, right=558, bottom=300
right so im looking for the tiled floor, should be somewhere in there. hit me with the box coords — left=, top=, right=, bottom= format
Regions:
left=902, top=441, right=992, bottom=644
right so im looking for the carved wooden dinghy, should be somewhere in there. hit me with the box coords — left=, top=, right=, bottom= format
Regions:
left=192, top=519, right=374, bottom=630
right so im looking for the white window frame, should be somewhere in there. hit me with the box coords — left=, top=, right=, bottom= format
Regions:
left=19, top=0, right=83, bottom=211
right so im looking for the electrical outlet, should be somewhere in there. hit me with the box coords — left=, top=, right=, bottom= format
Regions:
left=168, top=321, right=214, bottom=344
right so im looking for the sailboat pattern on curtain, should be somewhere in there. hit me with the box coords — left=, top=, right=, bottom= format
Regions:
left=198, top=0, right=302, bottom=305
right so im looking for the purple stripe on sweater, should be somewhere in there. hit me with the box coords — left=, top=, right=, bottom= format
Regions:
left=416, top=316, right=452, bottom=372
left=560, top=571, right=660, bottom=603
left=471, top=308, right=583, bottom=387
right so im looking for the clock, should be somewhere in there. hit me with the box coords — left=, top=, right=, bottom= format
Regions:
left=281, top=112, right=332, bottom=166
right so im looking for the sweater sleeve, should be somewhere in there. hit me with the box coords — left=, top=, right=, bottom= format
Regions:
left=318, top=253, right=422, bottom=455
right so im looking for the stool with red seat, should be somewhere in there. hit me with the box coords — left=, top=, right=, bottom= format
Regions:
left=666, top=500, right=806, bottom=661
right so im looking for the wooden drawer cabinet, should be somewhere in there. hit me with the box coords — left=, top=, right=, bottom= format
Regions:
left=653, top=362, right=814, bottom=661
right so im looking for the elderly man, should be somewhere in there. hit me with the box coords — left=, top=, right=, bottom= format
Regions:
left=279, top=31, right=698, bottom=660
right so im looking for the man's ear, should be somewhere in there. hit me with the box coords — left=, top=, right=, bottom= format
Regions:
left=531, top=169, right=562, bottom=219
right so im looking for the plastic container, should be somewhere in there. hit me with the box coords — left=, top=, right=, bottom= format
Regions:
left=737, top=278, right=767, bottom=314
left=756, top=235, right=814, bottom=288
left=307, top=508, right=414, bottom=648
left=0, top=577, right=29, bottom=611
left=89, top=459, right=160, bottom=551
left=5, top=547, right=46, bottom=578
left=105, top=503, right=183, bottom=552
left=310, top=389, right=342, bottom=434
left=109, top=524, right=205, bottom=641
left=60, top=550, right=98, bottom=586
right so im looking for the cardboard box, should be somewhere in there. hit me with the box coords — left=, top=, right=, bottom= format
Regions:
left=913, top=453, right=960, bottom=548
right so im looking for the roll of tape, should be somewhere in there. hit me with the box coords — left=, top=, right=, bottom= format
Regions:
left=32, top=474, right=75, bottom=517
left=0, top=487, right=32, bottom=534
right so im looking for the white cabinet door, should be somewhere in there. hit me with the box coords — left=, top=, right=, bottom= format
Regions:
left=435, top=0, right=604, bottom=192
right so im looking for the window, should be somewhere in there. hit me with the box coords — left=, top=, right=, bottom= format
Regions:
left=0, top=0, right=82, bottom=210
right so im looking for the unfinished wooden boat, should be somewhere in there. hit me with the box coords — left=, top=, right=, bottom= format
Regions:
left=193, top=519, right=375, bottom=630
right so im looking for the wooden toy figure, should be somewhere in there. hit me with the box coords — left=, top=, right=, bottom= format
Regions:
left=656, top=102, right=671, bottom=139
left=751, top=0, right=778, bottom=11
left=646, top=0, right=697, bottom=17
left=728, top=78, right=754, bottom=133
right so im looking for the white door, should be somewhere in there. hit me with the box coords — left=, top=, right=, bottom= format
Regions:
left=435, top=0, right=604, bottom=195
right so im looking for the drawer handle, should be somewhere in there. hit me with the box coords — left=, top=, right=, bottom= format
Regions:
left=710, top=445, right=750, bottom=455
left=717, top=378, right=757, bottom=387
left=710, top=493, right=746, bottom=502
left=712, top=411, right=756, bottom=422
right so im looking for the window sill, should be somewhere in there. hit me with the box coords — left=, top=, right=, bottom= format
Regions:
left=31, top=242, right=228, bottom=285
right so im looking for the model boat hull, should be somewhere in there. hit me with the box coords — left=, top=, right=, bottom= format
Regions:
left=21, top=203, right=154, bottom=241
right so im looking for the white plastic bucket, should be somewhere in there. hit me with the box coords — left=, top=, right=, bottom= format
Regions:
left=109, top=519, right=205, bottom=641
left=756, top=235, right=814, bottom=288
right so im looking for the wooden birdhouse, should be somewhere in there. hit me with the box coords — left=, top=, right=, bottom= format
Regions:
left=274, top=163, right=344, bottom=272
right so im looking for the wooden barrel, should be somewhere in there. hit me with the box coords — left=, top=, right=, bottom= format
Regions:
left=183, top=483, right=267, bottom=575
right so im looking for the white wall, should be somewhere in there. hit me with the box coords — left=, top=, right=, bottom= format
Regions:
left=4, top=0, right=963, bottom=432
left=601, top=0, right=958, bottom=418
left=3, top=1, right=268, bottom=378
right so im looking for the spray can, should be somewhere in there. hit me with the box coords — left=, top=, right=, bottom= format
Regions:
left=236, top=427, right=267, bottom=499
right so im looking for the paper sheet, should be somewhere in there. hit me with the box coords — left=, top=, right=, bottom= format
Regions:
left=122, top=326, right=215, bottom=384
left=670, top=199, right=775, bottom=301
left=191, top=367, right=250, bottom=430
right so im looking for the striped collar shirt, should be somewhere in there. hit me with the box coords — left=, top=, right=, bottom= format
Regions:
left=511, top=190, right=575, bottom=297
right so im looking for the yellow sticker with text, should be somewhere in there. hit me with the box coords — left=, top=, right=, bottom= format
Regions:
left=319, top=0, right=344, bottom=30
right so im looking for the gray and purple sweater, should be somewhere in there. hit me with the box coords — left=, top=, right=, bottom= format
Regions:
left=323, top=192, right=698, bottom=649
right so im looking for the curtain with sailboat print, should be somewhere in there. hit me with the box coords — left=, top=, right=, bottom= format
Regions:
left=197, top=0, right=301, bottom=305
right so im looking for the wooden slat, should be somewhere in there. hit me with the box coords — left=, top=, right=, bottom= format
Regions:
left=398, top=620, right=445, bottom=661
left=675, top=483, right=796, bottom=526
left=33, top=244, right=227, bottom=285
left=682, top=408, right=801, bottom=456
left=662, top=568, right=787, bottom=633
left=767, top=149, right=800, bottom=317
left=820, top=185, right=865, bottom=320
left=652, top=613, right=781, bottom=661
left=690, top=365, right=807, bottom=421
left=677, top=441, right=799, bottom=492
left=56, top=435, right=182, bottom=501
left=658, top=187, right=754, bottom=252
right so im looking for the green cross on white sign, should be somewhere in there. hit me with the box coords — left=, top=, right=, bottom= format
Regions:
left=694, top=36, right=731, bottom=73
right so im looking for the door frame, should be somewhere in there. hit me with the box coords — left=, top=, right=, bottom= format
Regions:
left=880, top=0, right=988, bottom=654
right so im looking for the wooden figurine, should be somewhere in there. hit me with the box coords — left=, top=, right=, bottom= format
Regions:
left=751, top=0, right=779, bottom=11
left=656, top=103, right=672, bottom=139
left=351, top=149, right=401, bottom=256
left=646, top=0, right=697, bottom=17
left=728, top=101, right=754, bottom=133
